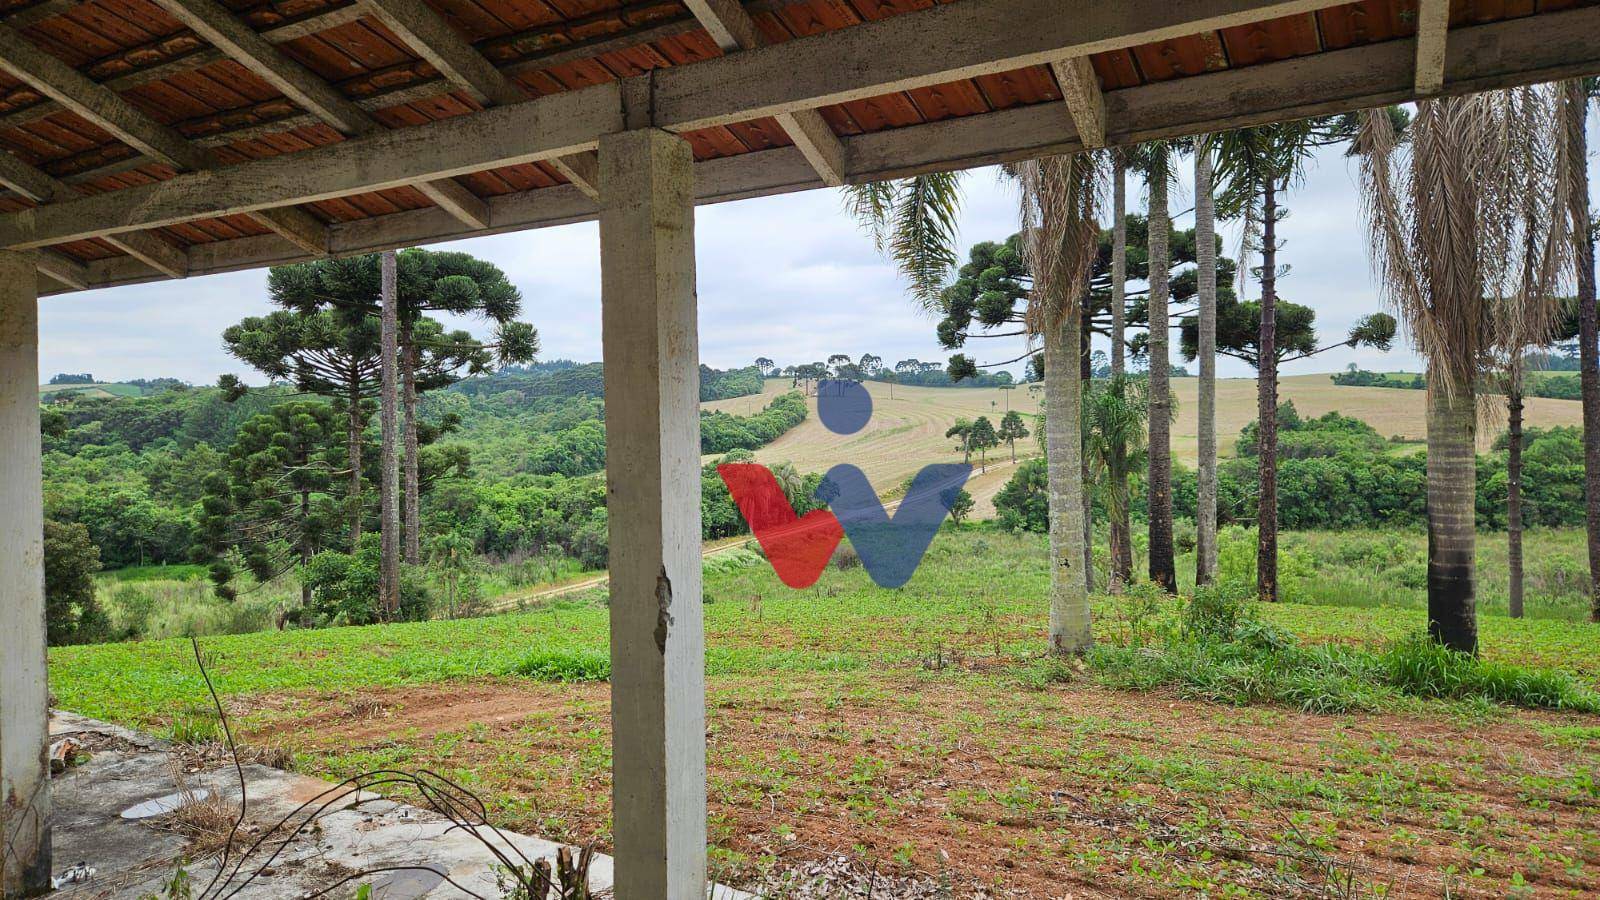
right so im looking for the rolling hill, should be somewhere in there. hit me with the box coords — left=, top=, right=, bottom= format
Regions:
left=704, top=374, right=1586, bottom=515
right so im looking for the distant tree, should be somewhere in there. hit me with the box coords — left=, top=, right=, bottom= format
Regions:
left=998, top=410, right=1030, bottom=463
left=1082, top=374, right=1155, bottom=592
left=49, top=373, right=95, bottom=385
left=44, top=518, right=105, bottom=645
left=858, top=353, right=883, bottom=377
left=269, top=249, right=537, bottom=564
left=946, top=419, right=973, bottom=463
left=222, top=309, right=379, bottom=545
left=946, top=489, right=975, bottom=525
left=195, top=401, right=347, bottom=608
left=969, top=416, right=999, bottom=471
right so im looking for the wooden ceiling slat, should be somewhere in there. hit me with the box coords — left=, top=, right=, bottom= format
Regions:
left=432, top=0, right=522, bottom=42
left=1317, top=0, right=1416, bottom=48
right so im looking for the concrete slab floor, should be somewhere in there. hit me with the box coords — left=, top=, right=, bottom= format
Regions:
left=46, top=711, right=752, bottom=899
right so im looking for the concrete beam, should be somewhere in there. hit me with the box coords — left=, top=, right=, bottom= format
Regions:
left=360, top=0, right=525, bottom=107
left=0, top=18, right=331, bottom=255
left=548, top=152, right=601, bottom=201
left=598, top=128, right=706, bottom=900
left=0, top=83, right=617, bottom=248
left=682, top=0, right=846, bottom=185
left=150, top=0, right=485, bottom=229
left=0, top=4, right=366, bottom=133
left=0, top=22, right=208, bottom=170
left=1050, top=55, right=1106, bottom=148
left=0, top=150, right=188, bottom=278
left=0, top=249, right=48, bottom=899
left=356, top=0, right=597, bottom=212
left=32, top=248, right=86, bottom=289
left=12, top=1, right=1600, bottom=264
left=1414, top=0, right=1449, bottom=94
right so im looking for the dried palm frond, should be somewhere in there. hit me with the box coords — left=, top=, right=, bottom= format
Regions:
left=1017, top=152, right=1103, bottom=335
left=1355, top=88, right=1576, bottom=397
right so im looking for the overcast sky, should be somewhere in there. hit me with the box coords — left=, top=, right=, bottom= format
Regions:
left=37, top=120, right=1600, bottom=386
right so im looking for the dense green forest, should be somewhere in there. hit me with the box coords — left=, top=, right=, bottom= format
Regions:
left=39, top=358, right=807, bottom=642
left=996, top=401, right=1589, bottom=535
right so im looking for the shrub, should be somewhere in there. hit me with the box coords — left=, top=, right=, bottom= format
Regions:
left=45, top=518, right=108, bottom=645
left=300, top=535, right=432, bottom=626
left=1379, top=634, right=1600, bottom=712
left=993, top=458, right=1048, bottom=533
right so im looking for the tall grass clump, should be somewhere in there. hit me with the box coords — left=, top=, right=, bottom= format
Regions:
left=509, top=649, right=611, bottom=682
left=1088, top=583, right=1600, bottom=714
left=1379, top=633, right=1600, bottom=712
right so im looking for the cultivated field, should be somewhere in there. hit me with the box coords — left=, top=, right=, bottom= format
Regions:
left=705, top=375, right=1585, bottom=514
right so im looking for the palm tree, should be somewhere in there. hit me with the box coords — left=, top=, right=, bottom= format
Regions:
left=1211, top=119, right=1332, bottom=602
left=1127, top=142, right=1178, bottom=593
left=1565, top=78, right=1600, bottom=623
left=848, top=162, right=1103, bottom=652
left=1193, top=136, right=1219, bottom=586
left=1356, top=89, right=1575, bottom=652
left=1083, top=374, right=1153, bottom=592
left=1019, top=153, right=1103, bottom=653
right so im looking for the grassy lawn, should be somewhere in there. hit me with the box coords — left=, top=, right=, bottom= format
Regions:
left=52, top=528, right=1600, bottom=897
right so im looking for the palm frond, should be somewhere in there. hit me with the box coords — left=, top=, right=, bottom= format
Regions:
left=1017, top=153, right=1103, bottom=336
left=843, top=173, right=966, bottom=311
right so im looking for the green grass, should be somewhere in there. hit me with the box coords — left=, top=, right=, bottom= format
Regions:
left=50, top=527, right=1600, bottom=733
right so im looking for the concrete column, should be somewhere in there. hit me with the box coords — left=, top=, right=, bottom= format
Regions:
left=598, top=128, right=705, bottom=899
left=0, top=251, right=48, bottom=898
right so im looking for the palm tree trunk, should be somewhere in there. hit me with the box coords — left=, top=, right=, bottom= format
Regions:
left=1111, top=152, right=1127, bottom=377
left=1195, top=140, right=1219, bottom=586
left=1112, top=447, right=1133, bottom=591
left=1507, top=365, right=1525, bottom=619
left=1046, top=315, right=1091, bottom=653
left=379, top=251, right=401, bottom=617
left=402, top=338, right=422, bottom=565
left=1146, top=156, right=1176, bottom=593
left=1110, top=151, right=1131, bottom=591
left=347, top=378, right=363, bottom=547
left=1081, top=307, right=1094, bottom=593
left=1427, top=383, right=1478, bottom=653
left=1256, top=177, right=1280, bottom=602
left=1571, top=82, right=1600, bottom=624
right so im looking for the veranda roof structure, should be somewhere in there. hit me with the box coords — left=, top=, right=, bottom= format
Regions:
left=2, top=1, right=1600, bottom=898
left=0, top=0, right=1593, bottom=293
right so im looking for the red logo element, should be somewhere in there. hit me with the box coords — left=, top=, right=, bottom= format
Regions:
left=717, top=463, right=843, bottom=588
